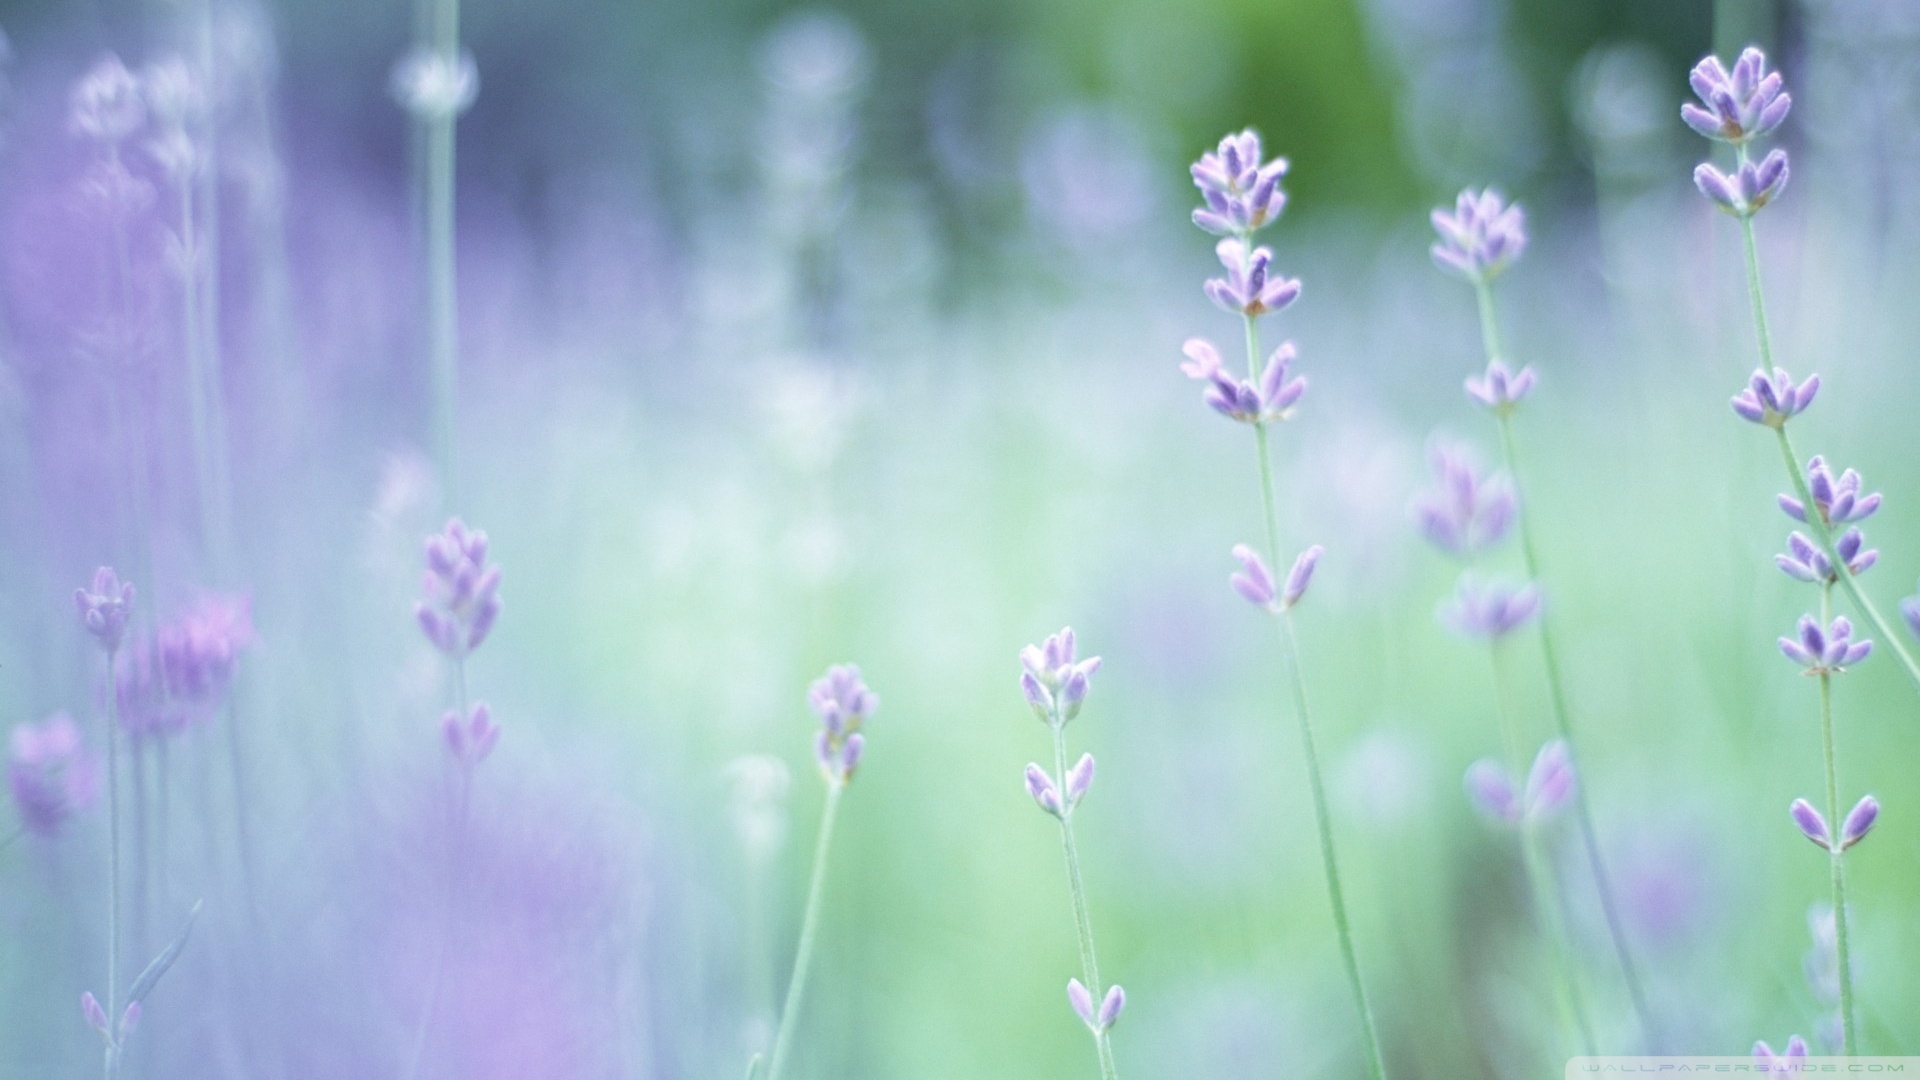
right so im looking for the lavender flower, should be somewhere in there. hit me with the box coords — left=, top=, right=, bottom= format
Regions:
left=74, top=566, right=135, bottom=653
left=391, top=46, right=480, bottom=121
left=1025, top=763, right=1063, bottom=816
left=155, top=594, right=254, bottom=713
left=68, top=54, right=145, bottom=144
left=1464, top=740, right=1574, bottom=826
left=7, top=714, right=100, bottom=838
left=1753, top=1036, right=1808, bottom=1072
left=1204, top=238, right=1300, bottom=317
left=1780, top=457, right=1881, bottom=527
left=1464, top=359, right=1536, bottom=413
left=1693, top=152, right=1789, bottom=217
left=1229, top=544, right=1322, bottom=612
left=1790, top=798, right=1831, bottom=849
left=1430, top=189, right=1527, bottom=283
left=415, top=518, right=503, bottom=656
left=1682, top=48, right=1791, bottom=146
left=1026, top=753, right=1095, bottom=819
left=1179, top=338, right=1308, bottom=424
left=1839, top=795, right=1878, bottom=850
left=809, top=664, right=875, bottom=784
left=442, top=702, right=501, bottom=769
left=1019, top=628, right=1101, bottom=724
left=1440, top=577, right=1541, bottom=641
left=1777, top=530, right=1876, bottom=584
left=1731, top=368, right=1819, bottom=427
left=1066, top=978, right=1126, bottom=1033
left=1779, top=615, right=1872, bottom=674
left=1189, top=128, right=1288, bottom=236
left=1411, top=444, right=1515, bottom=558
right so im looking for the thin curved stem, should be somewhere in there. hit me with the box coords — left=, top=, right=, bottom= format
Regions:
left=1816, top=585, right=1859, bottom=1054
left=104, top=645, right=122, bottom=1080
left=764, top=780, right=845, bottom=1080
left=1048, top=717, right=1118, bottom=1080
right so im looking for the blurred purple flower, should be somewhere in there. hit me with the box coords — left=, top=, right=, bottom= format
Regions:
left=1753, top=1036, right=1808, bottom=1073
left=1067, top=977, right=1125, bottom=1032
left=1464, top=740, right=1573, bottom=826
left=1020, top=628, right=1101, bottom=724
left=1839, top=795, right=1878, bottom=850
left=1731, top=368, right=1819, bottom=427
left=74, top=566, right=135, bottom=652
left=1790, top=798, right=1830, bottom=849
left=1464, top=359, right=1535, bottom=413
left=1411, top=443, right=1515, bottom=558
left=1190, top=129, right=1288, bottom=236
left=8, top=713, right=100, bottom=838
left=68, top=54, right=146, bottom=144
left=416, top=518, right=503, bottom=656
left=1463, top=760, right=1520, bottom=823
left=1229, top=544, right=1321, bottom=612
left=1779, top=614, right=1871, bottom=674
left=1439, top=577, right=1540, bottom=641
left=809, top=663, right=875, bottom=784
left=1693, top=151, right=1789, bottom=217
left=1204, top=238, right=1300, bottom=318
left=1025, top=754, right=1095, bottom=819
left=1780, top=457, right=1881, bottom=527
left=1430, top=188, right=1526, bottom=283
left=1179, top=338, right=1308, bottom=425
left=114, top=594, right=255, bottom=741
left=1777, top=529, right=1875, bottom=584
left=1682, top=47, right=1791, bottom=145
left=443, top=703, right=501, bottom=769
left=1025, top=762, right=1062, bottom=817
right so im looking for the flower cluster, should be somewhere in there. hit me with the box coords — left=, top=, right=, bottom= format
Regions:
left=1778, top=615, right=1871, bottom=675
left=1066, top=978, right=1126, bottom=1035
left=1430, top=189, right=1527, bottom=284
left=442, top=703, right=501, bottom=769
left=1464, top=359, right=1535, bottom=414
left=1228, top=544, right=1321, bottom=614
left=1025, top=755, right=1093, bottom=819
left=1731, top=368, right=1818, bottom=428
left=115, top=594, right=256, bottom=741
left=1204, top=238, right=1300, bottom=317
left=1440, top=577, right=1541, bottom=641
left=1684, top=47, right=1791, bottom=217
left=1190, top=129, right=1287, bottom=236
left=1776, top=530, right=1875, bottom=585
left=7, top=714, right=100, bottom=839
left=1179, top=338, right=1307, bottom=425
left=1019, top=628, right=1101, bottom=725
left=1464, top=740, right=1575, bottom=827
left=809, top=663, right=875, bottom=784
left=1789, top=795, right=1878, bottom=853
left=1779, top=457, right=1881, bottom=528
left=415, top=518, right=503, bottom=657
left=69, top=54, right=146, bottom=144
left=74, top=566, right=136, bottom=653
left=1411, top=442, right=1516, bottom=559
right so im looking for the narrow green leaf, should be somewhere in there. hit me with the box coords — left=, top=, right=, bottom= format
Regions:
left=127, top=900, right=203, bottom=1005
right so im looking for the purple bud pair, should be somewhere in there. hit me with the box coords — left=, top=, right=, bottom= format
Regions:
left=1019, top=628, right=1102, bottom=724
left=1066, top=978, right=1126, bottom=1033
left=814, top=730, right=865, bottom=783
left=1025, top=753, right=1096, bottom=818
left=1430, top=188, right=1528, bottom=283
left=1464, top=359, right=1536, bottom=413
left=1204, top=238, right=1301, bottom=318
left=1779, top=614, right=1872, bottom=673
left=1753, top=1036, right=1808, bottom=1072
left=1439, top=576, right=1541, bottom=641
left=1229, top=544, right=1322, bottom=612
left=1731, top=367, right=1819, bottom=427
left=80, top=991, right=140, bottom=1044
left=1791, top=795, right=1879, bottom=851
left=1776, top=529, right=1876, bottom=584
left=1411, top=443, right=1515, bottom=559
left=1780, top=457, right=1881, bottom=527
left=1693, top=152, right=1790, bottom=217
left=810, top=663, right=877, bottom=784
left=1464, top=740, right=1575, bottom=825
left=442, top=702, right=500, bottom=769
left=1179, top=338, right=1309, bottom=425
left=1681, top=47, right=1791, bottom=146
left=1190, top=129, right=1289, bottom=237
left=74, top=566, right=136, bottom=653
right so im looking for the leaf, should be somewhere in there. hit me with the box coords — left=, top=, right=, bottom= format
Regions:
left=127, top=900, right=202, bottom=1005
left=744, top=1053, right=764, bottom=1080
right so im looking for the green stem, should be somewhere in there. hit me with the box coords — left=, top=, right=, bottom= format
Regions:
left=1240, top=311, right=1385, bottom=1080
left=104, top=645, right=122, bottom=1080
left=423, top=0, right=463, bottom=509
left=1477, top=280, right=1656, bottom=1046
left=1487, top=645, right=1596, bottom=1057
left=764, top=780, right=845, bottom=1080
left=1816, top=585, right=1859, bottom=1054
left=1050, top=718, right=1118, bottom=1080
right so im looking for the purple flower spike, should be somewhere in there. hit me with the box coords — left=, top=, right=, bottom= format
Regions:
left=1190, top=128, right=1289, bottom=236
left=1781, top=457, right=1881, bottom=527
left=1280, top=545, right=1323, bottom=610
left=441, top=702, right=501, bottom=769
left=1430, top=188, right=1528, bottom=283
left=1097, top=985, right=1126, bottom=1029
left=74, top=567, right=136, bottom=653
left=1440, top=576, right=1541, bottom=641
left=1025, top=763, right=1061, bottom=816
left=82, top=991, right=109, bottom=1038
left=415, top=519, right=503, bottom=656
left=1524, top=740, right=1576, bottom=821
left=1732, top=368, right=1819, bottom=427
left=1464, top=760, right=1521, bottom=823
left=69, top=54, right=146, bottom=144
left=8, top=713, right=101, bottom=839
left=1682, top=47, right=1791, bottom=145
left=1182, top=339, right=1309, bottom=426
left=1020, top=629, right=1102, bottom=724
left=1464, top=359, right=1536, bottom=413
left=1780, top=614, right=1871, bottom=674
left=1411, top=442, right=1515, bottom=559
left=1754, top=1036, right=1809, bottom=1073
left=1790, top=798, right=1831, bottom=850
left=1064, top=753, right=1096, bottom=808
left=1229, top=544, right=1278, bottom=611
left=1204, top=238, right=1301, bottom=318
left=811, top=664, right=877, bottom=784
left=1839, top=795, right=1878, bottom=850
left=1693, top=151, right=1790, bottom=217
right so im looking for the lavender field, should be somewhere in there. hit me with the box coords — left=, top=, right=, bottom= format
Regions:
left=1, top=0, right=1917, bottom=1076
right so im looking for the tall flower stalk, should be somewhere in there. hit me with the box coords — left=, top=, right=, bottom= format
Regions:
left=762, top=664, right=874, bottom=1080
left=1183, top=130, right=1385, bottom=1080
left=1430, top=187, right=1656, bottom=1046
left=1019, top=629, right=1124, bottom=1080
left=75, top=568, right=135, bottom=1079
